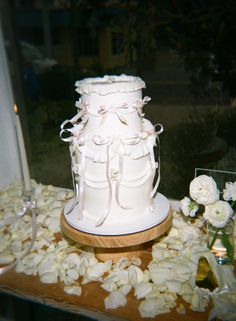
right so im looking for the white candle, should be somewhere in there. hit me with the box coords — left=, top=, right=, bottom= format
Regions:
left=14, top=104, right=31, bottom=191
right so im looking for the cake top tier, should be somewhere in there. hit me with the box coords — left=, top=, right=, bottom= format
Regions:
left=75, top=74, right=146, bottom=96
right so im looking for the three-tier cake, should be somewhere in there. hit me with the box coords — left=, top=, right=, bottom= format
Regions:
left=60, top=75, right=170, bottom=235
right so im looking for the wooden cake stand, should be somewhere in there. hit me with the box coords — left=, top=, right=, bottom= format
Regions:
left=61, top=209, right=172, bottom=262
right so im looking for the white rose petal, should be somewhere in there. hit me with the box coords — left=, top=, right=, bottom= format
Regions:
left=0, top=252, right=15, bottom=264
left=116, top=270, right=129, bottom=286
left=33, top=253, right=44, bottom=266
left=119, top=284, right=132, bottom=295
left=134, top=282, right=153, bottom=299
left=24, top=267, right=37, bottom=276
left=38, top=254, right=57, bottom=274
left=149, top=263, right=174, bottom=285
left=190, top=175, right=219, bottom=205
left=86, top=261, right=112, bottom=281
left=172, top=217, right=186, bottom=229
left=15, top=261, right=25, bottom=273
left=101, top=281, right=117, bottom=293
left=10, top=240, right=22, bottom=253
left=63, top=253, right=81, bottom=268
left=127, top=265, right=144, bottom=285
left=203, top=201, right=233, bottom=228
left=131, top=257, right=142, bottom=266
left=139, top=298, right=171, bottom=318
left=181, top=226, right=199, bottom=243
left=22, top=253, right=39, bottom=268
left=50, top=207, right=62, bottom=217
left=114, top=257, right=130, bottom=270
left=104, top=290, right=127, bottom=310
left=45, top=217, right=60, bottom=233
left=165, top=280, right=183, bottom=293
left=78, top=258, right=89, bottom=276
left=40, top=271, right=58, bottom=284
left=56, top=191, right=67, bottom=201
left=33, top=238, right=50, bottom=250
left=210, top=289, right=236, bottom=321
left=190, top=287, right=210, bottom=312
left=88, top=256, right=99, bottom=266
left=67, top=269, right=79, bottom=280
left=47, top=200, right=62, bottom=210
left=64, top=285, right=82, bottom=296
left=152, top=244, right=171, bottom=261
left=143, top=270, right=151, bottom=283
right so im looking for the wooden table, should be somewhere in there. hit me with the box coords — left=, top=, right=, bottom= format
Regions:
left=0, top=249, right=211, bottom=321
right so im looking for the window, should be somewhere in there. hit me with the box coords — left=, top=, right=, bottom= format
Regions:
left=111, top=32, right=124, bottom=55
left=77, top=29, right=99, bottom=57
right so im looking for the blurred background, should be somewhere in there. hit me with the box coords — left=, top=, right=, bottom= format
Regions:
left=1, top=0, right=236, bottom=199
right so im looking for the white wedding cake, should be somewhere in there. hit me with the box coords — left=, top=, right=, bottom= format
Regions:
left=60, top=75, right=170, bottom=235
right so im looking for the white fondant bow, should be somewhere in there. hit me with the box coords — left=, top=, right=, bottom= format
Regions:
left=133, top=96, right=151, bottom=117
left=98, top=103, right=129, bottom=125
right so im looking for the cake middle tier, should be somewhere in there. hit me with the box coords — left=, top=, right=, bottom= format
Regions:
left=71, top=119, right=158, bottom=226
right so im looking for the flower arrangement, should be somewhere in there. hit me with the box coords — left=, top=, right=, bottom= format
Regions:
left=180, top=175, right=235, bottom=264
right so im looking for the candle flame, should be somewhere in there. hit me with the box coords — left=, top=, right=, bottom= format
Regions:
left=14, top=104, right=18, bottom=113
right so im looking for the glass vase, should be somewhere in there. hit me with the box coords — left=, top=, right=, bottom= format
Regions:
left=207, top=219, right=234, bottom=265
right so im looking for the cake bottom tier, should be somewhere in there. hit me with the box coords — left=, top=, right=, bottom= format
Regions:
left=63, top=193, right=170, bottom=236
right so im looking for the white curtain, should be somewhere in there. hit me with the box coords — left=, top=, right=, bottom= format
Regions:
left=0, top=18, right=21, bottom=189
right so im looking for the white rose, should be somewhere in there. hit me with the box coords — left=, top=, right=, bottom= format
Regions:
left=223, top=182, right=236, bottom=201
left=189, top=175, right=219, bottom=205
left=203, top=200, right=233, bottom=228
left=180, top=197, right=199, bottom=217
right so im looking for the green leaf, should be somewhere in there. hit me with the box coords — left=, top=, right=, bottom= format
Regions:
left=208, top=230, right=218, bottom=250
left=221, top=231, right=234, bottom=262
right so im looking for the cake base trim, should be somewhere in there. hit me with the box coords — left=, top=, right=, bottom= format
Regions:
left=63, top=193, right=170, bottom=236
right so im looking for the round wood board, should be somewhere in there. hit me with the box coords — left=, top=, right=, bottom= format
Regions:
left=61, top=209, right=172, bottom=249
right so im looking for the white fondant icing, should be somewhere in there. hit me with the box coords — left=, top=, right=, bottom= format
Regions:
left=61, top=75, right=168, bottom=234
left=64, top=193, right=170, bottom=235
left=75, top=74, right=146, bottom=95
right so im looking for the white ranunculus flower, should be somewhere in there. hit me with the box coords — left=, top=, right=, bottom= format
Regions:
left=189, top=175, right=219, bottom=205
left=203, top=200, right=233, bottom=228
left=223, top=181, right=236, bottom=201
left=180, top=197, right=199, bottom=217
